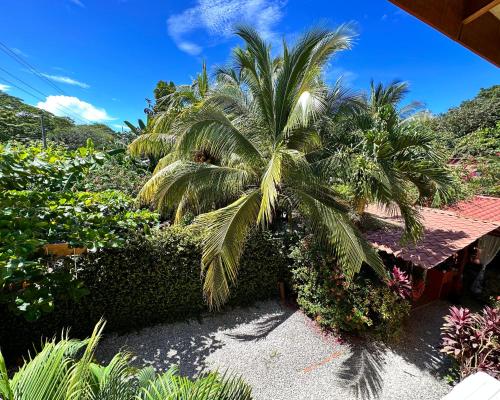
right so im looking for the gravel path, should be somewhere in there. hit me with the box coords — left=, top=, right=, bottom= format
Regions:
left=97, top=300, right=452, bottom=400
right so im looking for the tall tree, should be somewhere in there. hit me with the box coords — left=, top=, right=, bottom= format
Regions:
left=138, top=26, right=387, bottom=308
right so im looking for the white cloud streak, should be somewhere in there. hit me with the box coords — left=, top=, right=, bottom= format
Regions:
left=69, top=0, right=85, bottom=8
left=167, top=0, right=285, bottom=55
left=0, top=83, right=10, bottom=92
left=40, top=73, right=90, bottom=89
left=37, top=95, right=115, bottom=122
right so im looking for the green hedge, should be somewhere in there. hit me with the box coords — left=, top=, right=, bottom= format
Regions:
left=0, top=227, right=288, bottom=362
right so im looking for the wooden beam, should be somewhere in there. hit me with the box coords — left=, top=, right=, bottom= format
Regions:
left=463, top=0, right=500, bottom=24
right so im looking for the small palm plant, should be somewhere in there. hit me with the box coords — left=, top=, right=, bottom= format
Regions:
left=316, top=80, right=452, bottom=241
left=138, top=26, right=386, bottom=308
left=0, top=320, right=252, bottom=400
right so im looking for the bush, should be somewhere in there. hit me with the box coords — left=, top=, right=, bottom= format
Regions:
left=441, top=305, right=499, bottom=380
left=0, top=189, right=157, bottom=320
left=82, top=153, right=150, bottom=197
left=0, top=226, right=286, bottom=362
left=0, top=142, right=157, bottom=320
left=290, top=238, right=411, bottom=339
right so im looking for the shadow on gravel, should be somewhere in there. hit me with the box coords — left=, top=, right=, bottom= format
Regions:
left=336, top=343, right=386, bottom=400
left=387, top=301, right=451, bottom=377
left=226, top=313, right=290, bottom=342
left=98, top=301, right=295, bottom=378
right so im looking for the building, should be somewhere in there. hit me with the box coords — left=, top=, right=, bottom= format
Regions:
left=389, top=0, right=500, bottom=66
left=365, top=199, right=500, bottom=305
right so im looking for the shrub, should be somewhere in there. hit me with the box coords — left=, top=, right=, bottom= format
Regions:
left=0, top=227, right=286, bottom=362
left=0, top=141, right=103, bottom=192
left=0, top=189, right=157, bottom=320
left=0, top=142, right=158, bottom=320
left=82, top=153, right=150, bottom=196
left=290, top=239, right=411, bottom=339
left=441, top=305, right=500, bottom=380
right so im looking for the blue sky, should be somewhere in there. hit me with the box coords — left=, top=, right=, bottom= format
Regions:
left=0, top=0, right=498, bottom=131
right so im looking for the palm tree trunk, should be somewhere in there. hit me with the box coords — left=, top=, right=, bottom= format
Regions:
left=355, top=198, right=367, bottom=216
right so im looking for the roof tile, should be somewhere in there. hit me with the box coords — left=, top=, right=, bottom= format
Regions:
left=365, top=205, right=499, bottom=269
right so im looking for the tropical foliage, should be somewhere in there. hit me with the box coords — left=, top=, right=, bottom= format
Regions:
left=318, top=80, right=452, bottom=241
left=433, top=85, right=500, bottom=139
left=128, top=62, right=210, bottom=165
left=0, top=320, right=253, bottom=400
left=0, top=142, right=157, bottom=320
left=137, top=26, right=393, bottom=309
left=290, top=237, right=411, bottom=339
left=441, top=305, right=500, bottom=380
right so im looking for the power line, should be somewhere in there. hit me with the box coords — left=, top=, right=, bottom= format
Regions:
left=0, top=74, right=89, bottom=125
left=0, top=65, right=93, bottom=124
left=0, top=65, right=53, bottom=99
left=0, top=41, right=69, bottom=96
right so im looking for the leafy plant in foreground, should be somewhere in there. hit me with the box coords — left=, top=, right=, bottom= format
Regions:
left=0, top=320, right=253, bottom=400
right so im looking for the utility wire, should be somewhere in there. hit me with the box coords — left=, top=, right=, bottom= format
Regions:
left=0, top=74, right=89, bottom=125
left=0, top=65, right=93, bottom=124
left=0, top=41, right=69, bottom=96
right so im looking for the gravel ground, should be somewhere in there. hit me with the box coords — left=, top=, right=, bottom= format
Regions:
left=97, top=300, right=452, bottom=400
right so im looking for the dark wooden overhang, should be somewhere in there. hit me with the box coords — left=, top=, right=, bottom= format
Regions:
left=389, top=0, right=500, bottom=66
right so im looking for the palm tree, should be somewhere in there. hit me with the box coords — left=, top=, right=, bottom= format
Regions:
left=315, top=80, right=452, bottom=241
left=138, top=26, right=386, bottom=308
left=0, top=320, right=252, bottom=400
left=128, top=62, right=210, bottom=169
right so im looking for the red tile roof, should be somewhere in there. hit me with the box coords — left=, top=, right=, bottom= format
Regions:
left=365, top=205, right=499, bottom=269
left=446, top=196, right=500, bottom=223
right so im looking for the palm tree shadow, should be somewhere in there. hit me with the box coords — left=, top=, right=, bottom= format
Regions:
left=97, top=301, right=293, bottom=379
left=225, top=313, right=290, bottom=342
left=336, top=342, right=386, bottom=400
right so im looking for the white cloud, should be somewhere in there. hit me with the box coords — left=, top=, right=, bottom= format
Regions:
left=0, top=83, right=10, bottom=92
left=40, top=73, right=90, bottom=89
left=37, top=95, right=115, bottom=122
left=167, top=0, right=285, bottom=55
left=69, top=0, right=85, bottom=7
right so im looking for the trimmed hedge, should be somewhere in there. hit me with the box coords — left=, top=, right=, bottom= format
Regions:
left=0, top=227, right=288, bottom=362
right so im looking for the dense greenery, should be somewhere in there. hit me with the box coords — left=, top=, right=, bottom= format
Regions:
left=0, top=320, right=253, bottom=400
left=81, top=152, right=150, bottom=197
left=433, top=85, right=500, bottom=139
left=290, top=238, right=411, bottom=339
left=324, top=80, right=451, bottom=238
left=0, top=226, right=288, bottom=361
left=0, top=143, right=157, bottom=320
left=48, top=123, right=129, bottom=150
left=136, top=27, right=453, bottom=309
left=0, top=92, right=73, bottom=142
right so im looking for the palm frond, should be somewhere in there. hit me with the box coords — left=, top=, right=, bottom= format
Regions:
left=194, top=190, right=261, bottom=308
left=292, top=187, right=385, bottom=280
